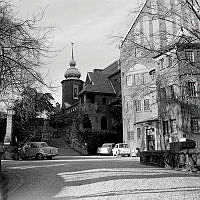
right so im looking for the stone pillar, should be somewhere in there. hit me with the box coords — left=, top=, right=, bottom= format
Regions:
left=4, top=108, right=15, bottom=144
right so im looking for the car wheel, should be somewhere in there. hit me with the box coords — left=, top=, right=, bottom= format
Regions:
left=47, top=156, right=52, bottom=160
left=36, top=153, right=43, bottom=160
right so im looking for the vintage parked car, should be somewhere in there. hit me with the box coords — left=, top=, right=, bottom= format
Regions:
left=19, top=142, right=58, bottom=160
left=97, top=143, right=115, bottom=155
left=112, top=143, right=131, bottom=157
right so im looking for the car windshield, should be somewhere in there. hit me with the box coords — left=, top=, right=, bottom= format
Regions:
left=102, top=144, right=112, bottom=148
left=119, top=144, right=128, bottom=148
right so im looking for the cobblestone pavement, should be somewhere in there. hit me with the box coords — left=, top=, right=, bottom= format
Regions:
left=2, top=156, right=200, bottom=200
left=54, top=167, right=200, bottom=200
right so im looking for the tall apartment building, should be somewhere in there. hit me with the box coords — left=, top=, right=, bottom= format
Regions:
left=120, top=0, right=200, bottom=152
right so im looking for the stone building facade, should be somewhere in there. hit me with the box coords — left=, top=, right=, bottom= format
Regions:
left=156, top=42, right=200, bottom=149
left=79, top=61, right=121, bottom=132
left=120, top=0, right=200, bottom=152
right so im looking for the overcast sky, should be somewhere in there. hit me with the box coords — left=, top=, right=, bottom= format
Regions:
left=11, top=0, right=142, bottom=103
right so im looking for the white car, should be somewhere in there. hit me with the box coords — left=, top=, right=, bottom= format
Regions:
left=112, top=143, right=131, bottom=157
left=97, top=143, right=115, bottom=155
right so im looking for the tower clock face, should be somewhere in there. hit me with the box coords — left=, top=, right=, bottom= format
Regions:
left=73, top=85, right=79, bottom=99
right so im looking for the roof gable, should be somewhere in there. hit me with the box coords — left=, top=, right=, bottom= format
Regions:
left=121, top=0, right=149, bottom=47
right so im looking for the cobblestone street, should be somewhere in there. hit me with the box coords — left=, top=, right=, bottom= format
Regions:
left=1, top=156, right=200, bottom=200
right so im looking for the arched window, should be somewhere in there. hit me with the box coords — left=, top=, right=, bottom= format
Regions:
left=101, top=116, right=107, bottom=130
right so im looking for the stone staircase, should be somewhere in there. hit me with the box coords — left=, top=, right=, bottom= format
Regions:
left=48, top=138, right=81, bottom=156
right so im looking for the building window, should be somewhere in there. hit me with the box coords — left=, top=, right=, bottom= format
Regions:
left=163, top=121, right=169, bottom=136
left=188, top=82, right=197, bottom=97
left=144, top=99, right=150, bottom=111
left=142, top=72, right=149, bottom=84
left=160, top=58, right=165, bottom=69
left=197, top=51, right=200, bottom=61
left=126, top=75, right=132, bottom=86
left=101, top=116, right=107, bottom=130
left=127, top=119, right=131, bottom=140
left=171, top=119, right=177, bottom=134
left=168, top=85, right=175, bottom=98
left=130, top=131, right=134, bottom=140
left=81, top=96, right=84, bottom=104
left=149, top=69, right=156, bottom=81
left=134, top=74, right=140, bottom=85
left=160, top=87, right=167, bottom=99
left=135, top=100, right=141, bottom=112
left=137, top=128, right=141, bottom=139
left=134, top=47, right=137, bottom=57
left=168, top=55, right=173, bottom=67
left=127, top=100, right=133, bottom=110
left=127, top=131, right=131, bottom=140
left=191, top=118, right=199, bottom=133
left=73, top=85, right=79, bottom=99
left=102, top=98, right=107, bottom=105
left=88, top=94, right=95, bottom=103
left=185, top=51, right=194, bottom=62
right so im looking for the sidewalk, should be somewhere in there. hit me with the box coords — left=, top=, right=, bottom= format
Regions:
left=0, top=169, right=24, bottom=200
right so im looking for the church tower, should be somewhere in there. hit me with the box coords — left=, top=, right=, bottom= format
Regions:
left=61, top=43, right=84, bottom=108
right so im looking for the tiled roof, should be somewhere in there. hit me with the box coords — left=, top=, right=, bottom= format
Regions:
left=80, top=72, right=116, bottom=94
left=102, top=60, right=119, bottom=75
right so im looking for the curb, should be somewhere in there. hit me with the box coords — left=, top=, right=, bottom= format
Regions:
left=0, top=173, right=9, bottom=200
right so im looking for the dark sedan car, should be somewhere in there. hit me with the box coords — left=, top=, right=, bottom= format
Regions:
left=19, top=142, right=58, bottom=160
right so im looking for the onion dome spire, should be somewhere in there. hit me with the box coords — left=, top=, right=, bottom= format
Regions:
left=64, top=43, right=81, bottom=79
